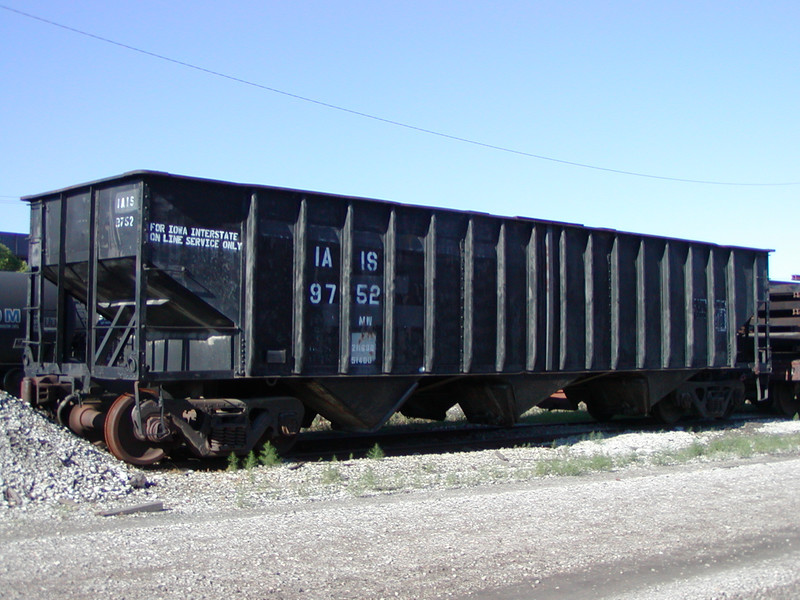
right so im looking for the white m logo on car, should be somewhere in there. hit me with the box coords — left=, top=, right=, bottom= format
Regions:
left=2, top=308, right=21, bottom=324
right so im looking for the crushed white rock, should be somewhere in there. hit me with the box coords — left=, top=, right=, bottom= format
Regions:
left=756, top=419, right=800, bottom=435
left=0, top=392, right=146, bottom=509
left=569, top=430, right=697, bottom=457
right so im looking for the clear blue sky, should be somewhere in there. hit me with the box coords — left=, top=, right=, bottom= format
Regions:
left=1, top=1, right=797, bottom=279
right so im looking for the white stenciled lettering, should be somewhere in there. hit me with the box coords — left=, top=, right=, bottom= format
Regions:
left=355, top=284, right=381, bottom=305
left=168, top=224, right=188, bottom=236
left=115, top=194, right=137, bottom=211
left=360, top=250, right=379, bottom=272
left=185, top=237, right=219, bottom=248
left=315, top=246, right=333, bottom=268
left=115, top=215, right=135, bottom=228
left=350, top=332, right=377, bottom=365
left=309, top=282, right=337, bottom=304
left=147, top=222, right=241, bottom=252
left=189, top=227, right=240, bottom=242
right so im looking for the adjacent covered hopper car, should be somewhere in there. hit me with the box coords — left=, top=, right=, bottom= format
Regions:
left=20, top=172, right=771, bottom=464
left=0, top=233, right=32, bottom=392
left=0, top=271, right=27, bottom=392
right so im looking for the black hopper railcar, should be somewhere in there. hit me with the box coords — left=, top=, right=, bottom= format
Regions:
left=18, top=171, right=773, bottom=465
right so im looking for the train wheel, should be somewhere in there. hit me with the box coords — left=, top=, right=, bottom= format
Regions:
left=269, top=434, right=298, bottom=454
left=2, top=368, right=23, bottom=396
left=719, top=397, right=737, bottom=419
left=772, top=382, right=800, bottom=418
left=585, top=401, right=615, bottom=422
left=651, top=396, right=683, bottom=424
left=104, top=393, right=166, bottom=466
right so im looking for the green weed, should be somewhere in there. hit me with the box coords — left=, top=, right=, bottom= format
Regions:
left=366, top=443, right=385, bottom=460
left=320, top=464, right=343, bottom=485
left=243, top=451, right=257, bottom=470
left=226, top=452, right=239, bottom=472
left=259, top=442, right=281, bottom=467
left=351, top=467, right=379, bottom=493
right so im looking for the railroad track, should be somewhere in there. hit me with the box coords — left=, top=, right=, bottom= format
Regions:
left=149, top=409, right=779, bottom=471
left=285, top=410, right=776, bottom=463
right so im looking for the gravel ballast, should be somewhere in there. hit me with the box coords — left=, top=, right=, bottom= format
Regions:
left=0, top=393, right=145, bottom=508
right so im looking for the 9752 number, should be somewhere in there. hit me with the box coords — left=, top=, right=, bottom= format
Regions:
left=115, top=216, right=135, bottom=228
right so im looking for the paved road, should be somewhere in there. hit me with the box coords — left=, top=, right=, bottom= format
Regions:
left=2, top=456, right=800, bottom=599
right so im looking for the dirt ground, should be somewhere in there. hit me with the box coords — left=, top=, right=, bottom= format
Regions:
left=2, top=454, right=800, bottom=599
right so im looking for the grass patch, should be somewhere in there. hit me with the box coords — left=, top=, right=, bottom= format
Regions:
left=515, top=430, right=800, bottom=480
left=534, top=453, right=616, bottom=477
left=653, top=432, right=800, bottom=466
left=699, top=432, right=800, bottom=459
left=348, top=467, right=380, bottom=495
left=662, top=442, right=707, bottom=463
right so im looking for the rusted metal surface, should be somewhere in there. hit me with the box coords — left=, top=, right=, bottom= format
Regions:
left=67, top=403, right=104, bottom=437
left=103, top=394, right=167, bottom=466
